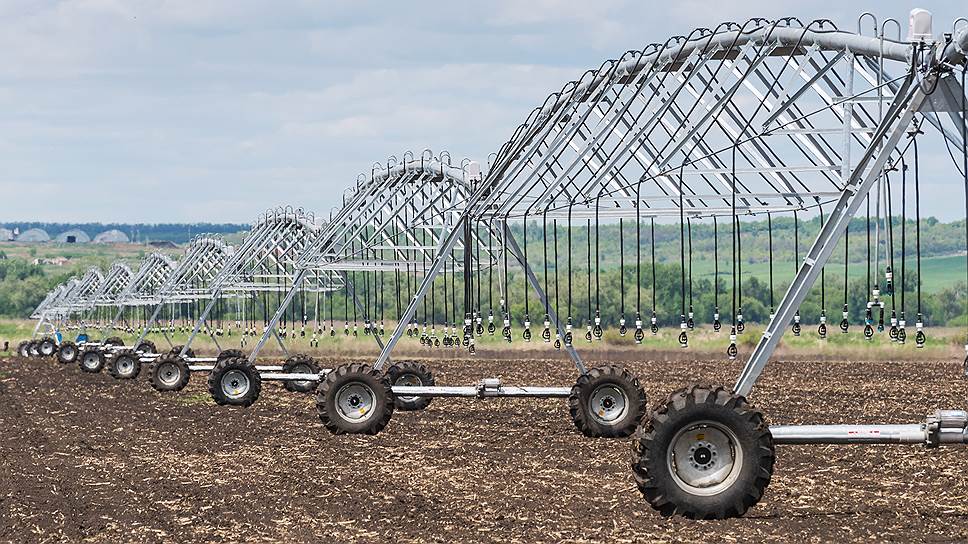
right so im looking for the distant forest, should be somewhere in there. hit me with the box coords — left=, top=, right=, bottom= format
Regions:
left=0, top=222, right=248, bottom=243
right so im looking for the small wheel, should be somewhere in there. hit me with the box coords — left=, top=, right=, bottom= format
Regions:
left=134, top=340, right=157, bottom=354
left=208, top=357, right=262, bottom=407
left=568, top=365, right=646, bottom=438
left=17, top=341, right=30, bottom=358
left=282, top=354, right=320, bottom=393
left=385, top=361, right=434, bottom=411
left=316, top=363, right=393, bottom=435
left=168, top=345, right=196, bottom=359
left=149, top=355, right=191, bottom=392
left=217, top=348, right=245, bottom=363
left=28, top=341, right=41, bottom=358
left=38, top=337, right=57, bottom=357
left=57, top=341, right=78, bottom=364
left=107, top=350, right=141, bottom=380
left=78, top=349, right=105, bottom=373
left=631, top=384, right=775, bottom=519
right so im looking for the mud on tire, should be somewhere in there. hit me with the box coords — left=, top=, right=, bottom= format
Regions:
left=207, top=357, right=262, bottom=407
left=385, top=361, right=434, bottom=411
left=316, top=363, right=393, bottom=435
left=568, top=365, right=646, bottom=438
left=631, top=384, right=775, bottom=520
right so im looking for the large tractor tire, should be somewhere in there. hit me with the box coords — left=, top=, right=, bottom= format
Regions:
left=208, top=357, right=262, bottom=407
left=631, top=384, right=775, bottom=519
left=282, top=354, right=321, bottom=393
left=148, top=355, right=191, bottom=392
left=568, top=365, right=646, bottom=438
left=384, top=361, right=434, bottom=411
left=316, top=363, right=393, bottom=435
left=57, top=341, right=79, bottom=364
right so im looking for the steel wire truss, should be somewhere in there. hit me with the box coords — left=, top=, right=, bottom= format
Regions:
left=365, top=17, right=968, bottom=388
left=129, top=234, right=237, bottom=352
left=180, top=207, right=344, bottom=359
left=31, top=268, right=104, bottom=339
left=237, top=154, right=494, bottom=364
left=95, top=252, right=179, bottom=339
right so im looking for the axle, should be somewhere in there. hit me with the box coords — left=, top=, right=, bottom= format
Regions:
left=771, top=410, right=968, bottom=446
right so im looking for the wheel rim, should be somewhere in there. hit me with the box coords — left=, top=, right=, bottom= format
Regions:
left=41, top=343, right=54, bottom=355
left=221, top=369, right=250, bottom=399
left=20, top=345, right=29, bottom=357
left=62, top=346, right=76, bottom=360
left=393, top=373, right=422, bottom=402
left=588, top=384, right=629, bottom=426
left=667, top=420, right=743, bottom=496
left=335, top=382, right=376, bottom=423
left=117, top=357, right=135, bottom=377
left=158, top=362, right=181, bottom=386
left=82, top=353, right=100, bottom=369
left=291, top=363, right=314, bottom=388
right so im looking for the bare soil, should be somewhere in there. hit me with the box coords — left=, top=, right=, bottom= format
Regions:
left=1, top=351, right=968, bottom=543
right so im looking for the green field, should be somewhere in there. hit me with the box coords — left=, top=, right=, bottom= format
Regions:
left=685, top=253, right=967, bottom=294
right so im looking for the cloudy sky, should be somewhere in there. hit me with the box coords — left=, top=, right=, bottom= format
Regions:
left=0, top=0, right=965, bottom=223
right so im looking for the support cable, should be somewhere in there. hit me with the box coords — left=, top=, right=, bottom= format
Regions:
left=914, top=131, right=925, bottom=348
left=619, top=217, right=627, bottom=336
left=713, top=217, right=722, bottom=331
left=793, top=210, right=802, bottom=336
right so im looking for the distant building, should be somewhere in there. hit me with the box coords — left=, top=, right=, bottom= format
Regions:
left=16, top=228, right=50, bottom=242
left=32, top=256, right=70, bottom=266
left=55, top=229, right=91, bottom=244
left=93, top=229, right=130, bottom=244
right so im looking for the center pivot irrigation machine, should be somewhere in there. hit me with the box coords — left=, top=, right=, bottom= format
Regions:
left=16, top=9, right=968, bottom=521
left=153, top=208, right=346, bottom=406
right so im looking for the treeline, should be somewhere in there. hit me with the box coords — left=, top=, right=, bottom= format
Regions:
left=3, top=216, right=966, bottom=329
left=0, top=253, right=72, bottom=318
left=1, top=222, right=248, bottom=243
left=511, top=215, right=964, bottom=268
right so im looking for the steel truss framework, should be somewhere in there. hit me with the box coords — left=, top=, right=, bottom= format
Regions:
left=179, top=207, right=345, bottom=363
left=244, top=153, right=493, bottom=365
left=374, top=17, right=968, bottom=381
left=130, top=234, right=236, bottom=355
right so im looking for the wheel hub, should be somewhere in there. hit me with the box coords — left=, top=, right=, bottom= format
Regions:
left=336, top=382, right=375, bottom=422
left=688, top=443, right=716, bottom=470
left=221, top=369, right=250, bottom=399
left=291, top=363, right=313, bottom=388
left=158, top=362, right=180, bottom=386
left=393, top=373, right=421, bottom=402
left=668, top=422, right=742, bottom=496
left=118, top=358, right=134, bottom=376
left=589, top=384, right=629, bottom=425
left=82, top=354, right=99, bottom=369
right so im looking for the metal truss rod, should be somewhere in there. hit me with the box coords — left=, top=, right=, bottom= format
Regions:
left=734, top=69, right=921, bottom=397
